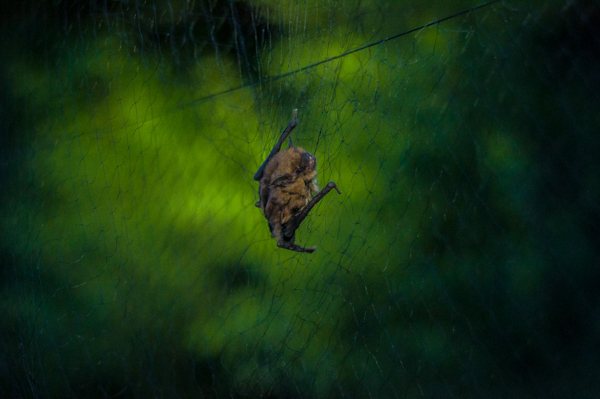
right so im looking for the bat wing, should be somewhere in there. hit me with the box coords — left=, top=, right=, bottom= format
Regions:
left=270, top=173, right=294, bottom=187
left=254, top=110, right=299, bottom=181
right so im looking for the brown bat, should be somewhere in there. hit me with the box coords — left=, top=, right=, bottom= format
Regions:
left=254, top=109, right=341, bottom=253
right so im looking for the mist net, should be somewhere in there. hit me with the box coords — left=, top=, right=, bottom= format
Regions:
left=2, top=0, right=599, bottom=397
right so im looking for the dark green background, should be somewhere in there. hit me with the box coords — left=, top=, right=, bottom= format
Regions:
left=1, top=0, right=599, bottom=397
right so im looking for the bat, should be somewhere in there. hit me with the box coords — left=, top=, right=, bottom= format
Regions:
left=254, top=109, right=341, bottom=253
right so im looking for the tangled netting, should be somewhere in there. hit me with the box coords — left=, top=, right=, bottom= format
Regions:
left=1, top=1, right=599, bottom=397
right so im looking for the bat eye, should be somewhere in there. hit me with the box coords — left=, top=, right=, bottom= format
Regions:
left=296, top=167, right=303, bottom=173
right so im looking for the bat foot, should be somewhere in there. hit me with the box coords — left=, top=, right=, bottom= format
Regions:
left=277, top=240, right=316, bottom=253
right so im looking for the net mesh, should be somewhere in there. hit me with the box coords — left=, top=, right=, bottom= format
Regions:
left=2, top=0, right=599, bottom=397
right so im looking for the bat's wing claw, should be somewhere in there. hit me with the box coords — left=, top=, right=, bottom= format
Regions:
left=326, top=181, right=341, bottom=195
left=277, top=240, right=316, bottom=253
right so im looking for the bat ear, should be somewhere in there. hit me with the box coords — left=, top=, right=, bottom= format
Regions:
left=288, top=137, right=295, bottom=148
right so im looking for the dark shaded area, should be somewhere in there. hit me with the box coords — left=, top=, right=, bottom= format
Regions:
left=134, top=0, right=277, bottom=77
left=529, top=2, right=600, bottom=394
left=0, top=0, right=276, bottom=79
left=453, top=1, right=600, bottom=395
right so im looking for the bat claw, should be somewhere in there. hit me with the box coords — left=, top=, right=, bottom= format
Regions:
left=277, top=240, right=316, bottom=253
left=325, top=182, right=341, bottom=195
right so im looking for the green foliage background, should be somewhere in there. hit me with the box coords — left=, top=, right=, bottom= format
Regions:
left=1, top=0, right=599, bottom=397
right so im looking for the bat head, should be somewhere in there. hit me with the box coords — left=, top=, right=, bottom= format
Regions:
left=288, top=138, right=316, bottom=175
left=269, top=147, right=317, bottom=188
left=298, top=151, right=316, bottom=174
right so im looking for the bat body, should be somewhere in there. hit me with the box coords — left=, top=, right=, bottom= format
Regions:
left=257, top=146, right=318, bottom=239
left=254, top=110, right=340, bottom=253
